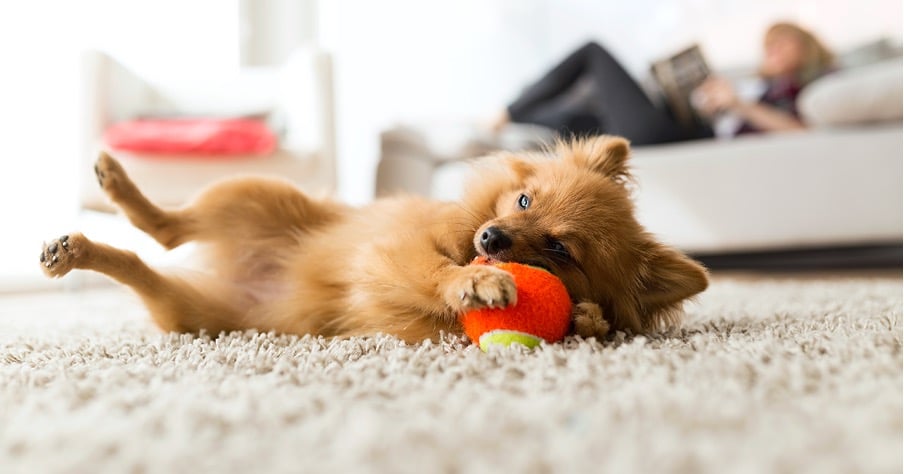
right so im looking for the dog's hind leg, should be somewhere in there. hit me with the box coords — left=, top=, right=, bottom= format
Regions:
left=92, top=151, right=345, bottom=251
left=92, top=152, right=190, bottom=249
left=73, top=152, right=347, bottom=334
left=40, top=232, right=251, bottom=334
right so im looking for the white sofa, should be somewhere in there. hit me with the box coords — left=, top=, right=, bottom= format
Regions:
left=79, top=46, right=336, bottom=211
left=422, top=124, right=901, bottom=253
left=376, top=58, right=903, bottom=261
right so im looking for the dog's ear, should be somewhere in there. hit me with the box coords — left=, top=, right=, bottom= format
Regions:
left=502, top=154, right=536, bottom=181
left=562, top=135, right=631, bottom=182
left=462, top=153, right=536, bottom=219
left=634, top=242, right=709, bottom=330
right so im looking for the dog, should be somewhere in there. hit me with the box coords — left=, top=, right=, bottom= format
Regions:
left=40, top=135, right=708, bottom=342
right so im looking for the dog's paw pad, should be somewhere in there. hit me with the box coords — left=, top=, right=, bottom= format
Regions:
left=449, top=265, right=517, bottom=311
left=93, top=164, right=105, bottom=186
left=94, top=152, right=127, bottom=196
left=40, top=233, right=83, bottom=278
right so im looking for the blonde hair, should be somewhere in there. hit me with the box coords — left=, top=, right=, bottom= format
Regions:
left=762, top=22, right=835, bottom=85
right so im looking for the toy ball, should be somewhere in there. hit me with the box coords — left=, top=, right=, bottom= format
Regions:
left=460, top=257, right=572, bottom=351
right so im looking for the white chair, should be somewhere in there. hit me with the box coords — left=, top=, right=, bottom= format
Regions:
left=79, top=46, right=336, bottom=211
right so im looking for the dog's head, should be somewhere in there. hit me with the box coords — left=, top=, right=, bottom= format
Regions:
left=463, top=135, right=708, bottom=333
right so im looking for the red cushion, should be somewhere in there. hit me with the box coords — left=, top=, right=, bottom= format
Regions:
left=104, top=118, right=277, bottom=158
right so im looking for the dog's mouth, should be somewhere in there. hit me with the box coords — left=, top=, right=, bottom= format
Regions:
left=474, top=248, right=552, bottom=273
left=474, top=226, right=554, bottom=273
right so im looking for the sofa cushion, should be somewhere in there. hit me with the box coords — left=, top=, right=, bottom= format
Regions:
left=798, top=58, right=903, bottom=126
left=836, top=38, right=903, bottom=69
left=104, top=118, right=277, bottom=157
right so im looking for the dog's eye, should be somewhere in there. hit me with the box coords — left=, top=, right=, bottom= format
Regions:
left=550, top=240, right=568, bottom=255
left=545, top=238, right=571, bottom=261
left=517, top=194, right=531, bottom=210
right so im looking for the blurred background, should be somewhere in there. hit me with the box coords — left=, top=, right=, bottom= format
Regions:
left=1, top=0, right=901, bottom=291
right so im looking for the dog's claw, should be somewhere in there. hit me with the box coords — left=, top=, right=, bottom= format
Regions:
left=49, top=243, right=58, bottom=254
left=39, top=252, right=45, bottom=263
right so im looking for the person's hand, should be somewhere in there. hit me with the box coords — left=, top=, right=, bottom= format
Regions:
left=691, top=77, right=739, bottom=116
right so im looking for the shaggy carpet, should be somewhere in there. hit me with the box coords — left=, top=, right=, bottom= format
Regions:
left=0, top=273, right=901, bottom=474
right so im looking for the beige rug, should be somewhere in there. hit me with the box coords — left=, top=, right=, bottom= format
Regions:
left=1, top=273, right=901, bottom=473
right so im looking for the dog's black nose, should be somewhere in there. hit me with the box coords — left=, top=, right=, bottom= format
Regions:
left=480, top=226, right=512, bottom=254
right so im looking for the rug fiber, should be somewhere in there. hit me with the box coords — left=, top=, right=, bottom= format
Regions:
left=1, top=273, right=901, bottom=473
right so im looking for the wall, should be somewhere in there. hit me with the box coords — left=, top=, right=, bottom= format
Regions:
left=239, top=0, right=318, bottom=66
left=319, top=0, right=902, bottom=204
left=0, top=0, right=900, bottom=281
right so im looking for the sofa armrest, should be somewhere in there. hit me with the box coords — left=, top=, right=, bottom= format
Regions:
left=79, top=51, right=158, bottom=186
left=79, top=50, right=156, bottom=205
left=80, top=51, right=156, bottom=135
left=276, top=46, right=336, bottom=185
left=278, top=48, right=335, bottom=150
left=375, top=149, right=444, bottom=198
left=375, top=122, right=554, bottom=198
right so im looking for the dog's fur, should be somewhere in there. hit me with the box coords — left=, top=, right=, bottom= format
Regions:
left=40, top=135, right=708, bottom=342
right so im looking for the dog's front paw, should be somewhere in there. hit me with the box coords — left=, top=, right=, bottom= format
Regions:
left=444, top=265, right=517, bottom=312
left=572, top=301, right=611, bottom=340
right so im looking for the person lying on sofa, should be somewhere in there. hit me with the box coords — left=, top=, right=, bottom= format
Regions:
left=489, top=22, right=835, bottom=145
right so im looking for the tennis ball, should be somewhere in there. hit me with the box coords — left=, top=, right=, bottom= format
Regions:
left=460, top=257, right=572, bottom=351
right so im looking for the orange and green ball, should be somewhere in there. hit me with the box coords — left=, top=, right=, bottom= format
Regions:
left=460, top=257, right=572, bottom=351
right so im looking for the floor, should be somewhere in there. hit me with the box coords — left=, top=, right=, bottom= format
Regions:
left=1, top=271, right=900, bottom=473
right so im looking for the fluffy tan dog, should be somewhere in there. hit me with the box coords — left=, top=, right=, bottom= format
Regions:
left=41, top=135, right=707, bottom=342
